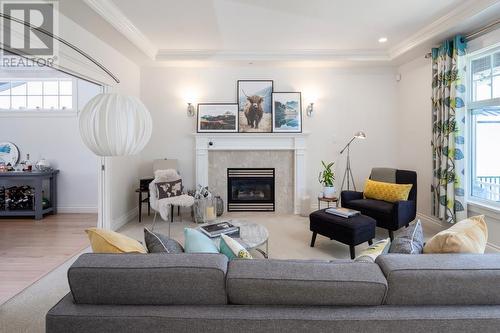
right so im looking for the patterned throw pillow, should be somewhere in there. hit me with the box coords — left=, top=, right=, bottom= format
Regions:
left=156, top=179, right=182, bottom=199
left=363, top=179, right=412, bottom=203
left=389, top=220, right=424, bottom=254
left=354, top=238, right=391, bottom=263
left=219, top=234, right=252, bottom=260
left=143, top=228, right=184, bottom=254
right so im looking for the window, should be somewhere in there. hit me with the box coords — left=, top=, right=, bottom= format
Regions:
left=0, top=79, right=74, bottom=110
left=468, top=47, right=500, bottom=206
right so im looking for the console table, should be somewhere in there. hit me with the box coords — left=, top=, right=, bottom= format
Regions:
left=0, top=170, right=59, bottom=220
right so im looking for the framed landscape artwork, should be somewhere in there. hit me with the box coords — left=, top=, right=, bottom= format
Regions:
left=237, top=80, right=273, bottom=133
left=197, top=103, right=239, bottom=133
left=272, top=92, right=302, bottom=133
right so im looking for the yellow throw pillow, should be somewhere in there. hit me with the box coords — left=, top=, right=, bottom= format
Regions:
left=423, top=215, right=488, bottom=254
left=363, top=179, right=412, bottom=203
left=86, top=228, right=147, bottom=254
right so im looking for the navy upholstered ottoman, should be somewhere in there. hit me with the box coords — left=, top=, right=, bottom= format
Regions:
left=309, top=209, right=376, bottom=259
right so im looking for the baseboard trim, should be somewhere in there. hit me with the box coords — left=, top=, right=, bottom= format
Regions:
left=416, top=212, right=444, bottom=228
left=57, top=206, right=98, bottom=213
left=417, top=212, right=500, bottom=253
left=111, top=206, right=139, bottom=231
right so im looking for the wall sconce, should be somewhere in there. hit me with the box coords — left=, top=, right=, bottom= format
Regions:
left=187, top=103, right=195, bottom=117
left=306, top=103, right=314, bottom=117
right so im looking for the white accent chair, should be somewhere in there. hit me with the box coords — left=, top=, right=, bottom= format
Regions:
left=149, top=168, right=194, bottom=235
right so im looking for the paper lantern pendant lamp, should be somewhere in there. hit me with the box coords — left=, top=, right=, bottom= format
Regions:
left=79, top=93, right=152, bottom=156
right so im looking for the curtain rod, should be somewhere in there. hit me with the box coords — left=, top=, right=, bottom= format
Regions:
left=0, top=12, right=120, bottom=83
left=424, top=18, right=500, bottom=58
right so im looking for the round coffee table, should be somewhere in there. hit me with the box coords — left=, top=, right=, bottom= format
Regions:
left=198, top=220, right=269, bottom=258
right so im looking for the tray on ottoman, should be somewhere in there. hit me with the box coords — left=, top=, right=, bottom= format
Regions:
left=309, top=209, right=376, bottom=259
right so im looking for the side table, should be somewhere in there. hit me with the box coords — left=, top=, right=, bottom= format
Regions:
left=136, top=177, right=153, bottom=222
left=317, top=196, right=338, bottom=210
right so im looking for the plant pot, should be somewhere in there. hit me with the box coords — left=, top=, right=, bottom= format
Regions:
left=323, top=186, right=336, bottom=198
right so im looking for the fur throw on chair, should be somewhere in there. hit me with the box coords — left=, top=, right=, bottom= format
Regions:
left=150, top=169, right=194, bottom=221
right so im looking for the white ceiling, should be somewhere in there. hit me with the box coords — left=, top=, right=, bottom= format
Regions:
left=110, top=0, right=463, bottom=51
left=69, top=0, right=500, bottom=65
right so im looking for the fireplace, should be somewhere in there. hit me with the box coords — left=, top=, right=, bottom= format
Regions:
left=227, top=168, right=275, bottom=212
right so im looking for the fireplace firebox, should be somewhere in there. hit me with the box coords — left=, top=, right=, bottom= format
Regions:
left=227, top=168, right=275, bottom=212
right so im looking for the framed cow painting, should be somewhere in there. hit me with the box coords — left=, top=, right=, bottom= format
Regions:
left=197, top=103, right=239, bottom=133
left=272, top=92, right=302, bottom=133
left=237, top=80, right=273, bottom=133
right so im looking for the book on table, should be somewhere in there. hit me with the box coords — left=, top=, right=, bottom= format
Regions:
left=200, top=221, right=239, bottom=238
left=325, top=207, right=360, bottom=218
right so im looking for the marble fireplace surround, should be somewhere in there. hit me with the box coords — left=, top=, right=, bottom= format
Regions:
left=194, top=133, right=307, bottom=214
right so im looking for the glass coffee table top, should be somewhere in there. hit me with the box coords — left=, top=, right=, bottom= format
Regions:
left=197, top=220, right=269, bottom=258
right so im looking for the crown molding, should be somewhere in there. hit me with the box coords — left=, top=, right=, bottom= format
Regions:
left=83, top=0, right=157, bottom=60
left=388, top=0, right=500, bottom=60
left=83, top=0, right=500, bottom=65
left=155, top=49, right=391, bottom=63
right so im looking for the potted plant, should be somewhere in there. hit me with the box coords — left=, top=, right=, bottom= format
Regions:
left=318, top=161, right=336, bottom=198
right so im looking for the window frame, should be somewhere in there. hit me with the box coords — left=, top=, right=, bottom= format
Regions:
left=0, top=78, right=77, bottom=116
left=466, top=43, right=500, bottom=210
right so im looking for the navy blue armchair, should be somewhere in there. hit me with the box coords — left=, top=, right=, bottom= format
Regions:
left=341, top=168, right=417, bottom=240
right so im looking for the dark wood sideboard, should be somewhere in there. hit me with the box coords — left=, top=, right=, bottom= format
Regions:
left=0, top=170, right=59, bottom=220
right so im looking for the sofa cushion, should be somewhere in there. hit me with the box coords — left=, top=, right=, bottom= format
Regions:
left=347, top=199, right=394, bottom=214
left=156, top=179, right=182, bottom=199
left=354, top=238, right=391, bottom=263
left=345, top=199, right=395, bottom=228
left=227, top=259, right=387, bottom=306
left=363, top=179, right=412, bottom=203
left=47, top=293, right=500, bottom=333
left=389, top=220, right=424, bottom=254
left=184, top=228, right=219, bottom=253
left=370, top=167, right=396, bottom=183
left=376, top=253, right=500, bottom=305
left=143, top=228, right=184, bottom=254
left=68, top=253, right=228, bottom=305
left=220, top=234, right=252, bottom=260
left=85, top=228, right=147, bottom=254
left=424, top=215, right=488, bottom=254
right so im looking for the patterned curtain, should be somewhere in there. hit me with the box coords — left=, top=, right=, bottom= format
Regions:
left=431, top=35, right=467, bottom=224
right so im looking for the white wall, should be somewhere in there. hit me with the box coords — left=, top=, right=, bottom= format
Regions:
left=396, top=29, right=500, bottom=250
left=139, top=65, right=399, bottom=205
left=0, top=73, right=101, bottom=213
left=395, top=57, right=432, bottom=216
left=0, top=13, right=141, bottom=229
left=55, top=13, right=142, bottom=229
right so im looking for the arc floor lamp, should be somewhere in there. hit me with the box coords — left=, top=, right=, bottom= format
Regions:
left=340, top=131, right=366, bottom=192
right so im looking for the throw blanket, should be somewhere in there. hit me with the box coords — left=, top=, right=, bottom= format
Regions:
left=157, top=195, right=194, bottom=221
left=150, top=169, right=194, bottom=221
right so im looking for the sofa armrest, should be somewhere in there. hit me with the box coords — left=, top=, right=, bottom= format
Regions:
left=341, top=190, right=363, bottom=204
left=393, top=200, right=416, bottom=226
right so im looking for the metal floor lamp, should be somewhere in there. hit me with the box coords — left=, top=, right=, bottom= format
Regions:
left=340, top=131, right=366, bottom=192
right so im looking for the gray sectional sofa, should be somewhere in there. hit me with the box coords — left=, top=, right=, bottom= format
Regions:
left=46, top=253, right=500, bottom=332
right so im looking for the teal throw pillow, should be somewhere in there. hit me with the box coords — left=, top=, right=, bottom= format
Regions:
left=184, top=228, right=219, bottom=253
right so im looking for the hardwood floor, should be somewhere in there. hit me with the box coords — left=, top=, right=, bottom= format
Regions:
left=0, top=213, right=96, bottom=305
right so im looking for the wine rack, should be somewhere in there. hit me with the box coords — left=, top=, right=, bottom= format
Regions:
left=4, top=185, right=34, bottom=210
left=0, top=170, right=59, bottom=220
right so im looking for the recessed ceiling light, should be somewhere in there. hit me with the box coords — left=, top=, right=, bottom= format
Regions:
left=378, top=37, right=388, bottom=43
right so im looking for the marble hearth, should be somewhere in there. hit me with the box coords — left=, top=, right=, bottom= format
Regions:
left=194, top=133, right=307, bottom=214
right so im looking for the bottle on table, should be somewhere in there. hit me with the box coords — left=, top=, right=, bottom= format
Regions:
left=23, top=153, right=32, bottom=172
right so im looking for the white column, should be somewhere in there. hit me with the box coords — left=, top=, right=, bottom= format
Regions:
left=195, top=137, right=209, bottom=187
left=294, top=137, right=307, bottom=215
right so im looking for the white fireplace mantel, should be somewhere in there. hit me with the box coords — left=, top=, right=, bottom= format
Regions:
left=194, top=133, right=308, bottom=214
